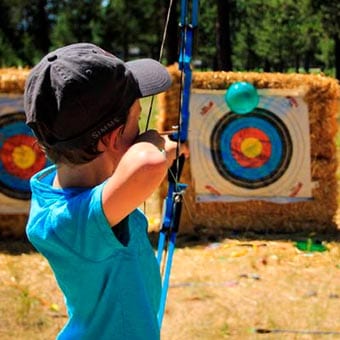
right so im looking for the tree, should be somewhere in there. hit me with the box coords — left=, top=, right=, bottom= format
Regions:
left=196, top=0, right=216, bottom=69
left=0, top=0, right=52, bottom=65
left=311, top=0, right=340, bottom=79
left=232, top=0, right=265, bottom=71
left=0, top=0, right=338, bottom=76
left=215, top=0, right=232, bottom=70
left=97, top=0, right=161, bottom=60
left=162, top=0, right=179, bottom=65
left=231, top=0, right=324, bottom=73
left=0, top=1, right=19, bottom=65
left=51, top=0, right=102, bottom=49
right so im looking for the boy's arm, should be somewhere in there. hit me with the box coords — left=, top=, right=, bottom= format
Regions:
left=102, top=132, right=181, bottom=227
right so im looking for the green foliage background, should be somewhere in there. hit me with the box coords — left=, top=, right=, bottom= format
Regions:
left=0, top=0, right=339, bottom=78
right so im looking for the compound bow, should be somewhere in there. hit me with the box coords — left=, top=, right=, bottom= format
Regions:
left=156, top=0, right=199, bottom=327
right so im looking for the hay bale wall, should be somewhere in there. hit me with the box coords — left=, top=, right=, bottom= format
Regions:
left=0, top=68, right=29, bottom=93
left=0, top=68, right=29, bottom=238
left=157, top=65, right=340, bottom=234
left=1, top=67, right=339, bottom=236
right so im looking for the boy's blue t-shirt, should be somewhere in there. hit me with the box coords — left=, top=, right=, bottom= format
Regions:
left=26, top=166, right=161, bottom=340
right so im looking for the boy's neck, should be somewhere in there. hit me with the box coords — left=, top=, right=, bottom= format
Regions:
left=53, top=154, right=114, bottom=188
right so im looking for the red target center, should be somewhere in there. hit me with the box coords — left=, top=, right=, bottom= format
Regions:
left=1, top=134, right=46, bottom=179
left=231, top=127, right=271, bottom=167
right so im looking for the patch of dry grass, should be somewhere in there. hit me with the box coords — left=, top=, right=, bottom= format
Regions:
left=0, top=230, right=340, bottom=339
left=160, top=234, right=340, bottom=339
left=0, top=242, right=66, bottom=340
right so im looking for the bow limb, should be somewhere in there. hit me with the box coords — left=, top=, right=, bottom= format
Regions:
left=157, top=0, right=199, bottom=327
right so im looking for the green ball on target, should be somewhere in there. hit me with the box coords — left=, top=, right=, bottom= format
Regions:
left=225, top=81, right=259, bottom=114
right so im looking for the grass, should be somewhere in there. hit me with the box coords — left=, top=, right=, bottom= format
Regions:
left=0, top=99, right=340, bottom=339
left=160, top=234, right=340, bottom=339
left=1, top=234, right=339, bottom=339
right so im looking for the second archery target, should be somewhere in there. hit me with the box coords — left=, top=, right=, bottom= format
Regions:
left=0, top=99, right=49, bottom=200
left=189, top=89, right=312, bottom=202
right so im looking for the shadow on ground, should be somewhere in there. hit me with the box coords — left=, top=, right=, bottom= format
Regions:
left=150, top=227, right=340, bottom=249
left=0, top=235, right=36, bottom=255
left=1, top=227, right=339, bottom=255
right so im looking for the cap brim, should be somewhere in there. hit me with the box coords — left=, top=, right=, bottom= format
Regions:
left=125, top=59, right=172, bottom=97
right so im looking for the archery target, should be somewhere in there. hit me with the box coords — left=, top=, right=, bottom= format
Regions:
left=0, top=112, right=49, bottom=200
left=189, top=89, right=312, bottom=202
left=210, top=108, right=293, bottom=189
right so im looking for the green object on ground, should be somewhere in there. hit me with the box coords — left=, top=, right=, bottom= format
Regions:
left=295, top=238, right=327, bottom=252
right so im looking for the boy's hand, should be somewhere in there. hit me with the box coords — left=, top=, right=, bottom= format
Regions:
left=163, top=135, right=190, bottom=158
left=134, top=130, right=190, bottom=166
left=134, top=129, right=165, bottom=150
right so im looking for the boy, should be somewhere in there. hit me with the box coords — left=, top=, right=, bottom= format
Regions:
left=24, top=43, right=186, bottom=339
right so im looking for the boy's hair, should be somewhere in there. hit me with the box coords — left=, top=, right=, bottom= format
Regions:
left=41, top=142, right=102, bottom=165
left=39, top=132, right=117, bottom=165
left=24, top=43, right=171, bottom=164
left=37, top=117, right=127, bottom=165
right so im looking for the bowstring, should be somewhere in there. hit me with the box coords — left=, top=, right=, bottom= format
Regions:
left=143, top=0, right=194, bottom=224
left=145, top=0, right=175, bottom=132
left=159, top=0, right=195, bottom=223
left=143, top=0, right=175, bottom=215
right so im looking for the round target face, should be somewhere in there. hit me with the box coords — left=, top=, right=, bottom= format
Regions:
left=0, top=112, right=48, bottom=200
left=210, top=108, right=293, bottom=189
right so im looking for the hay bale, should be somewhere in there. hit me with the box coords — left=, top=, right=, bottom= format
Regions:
left=0, top=68, right=29, bottom=94
left=158, top=67, right=340, bottom=233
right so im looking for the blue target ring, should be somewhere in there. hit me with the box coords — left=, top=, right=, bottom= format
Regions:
left=210, top=108, right=292, bottom=189
left=220, top=117, right=283, bottom=179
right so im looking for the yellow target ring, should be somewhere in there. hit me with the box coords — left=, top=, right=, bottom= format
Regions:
left=12, top=145, right=36, bottom=169
left=241, top=137, right=263, bottom=158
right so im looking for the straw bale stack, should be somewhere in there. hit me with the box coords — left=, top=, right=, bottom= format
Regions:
left=0, top=68, right=30, bottom=238
left=0, top=68, right=29, bottom=94
left=1, top=67, right=339, bottom=237
left=157, top=65, right=340, bottom=233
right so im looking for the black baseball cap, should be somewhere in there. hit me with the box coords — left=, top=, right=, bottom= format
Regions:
left=24, top=43, right=172, bottom=147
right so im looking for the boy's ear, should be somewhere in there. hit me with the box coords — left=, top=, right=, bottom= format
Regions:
left=103, top=126, right=123, bottom=150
